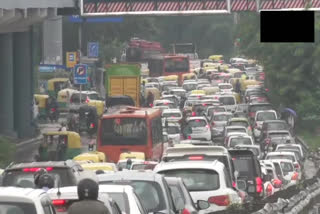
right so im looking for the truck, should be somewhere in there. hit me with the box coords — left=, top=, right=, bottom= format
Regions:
left=105, top=64, right=141, bottom=106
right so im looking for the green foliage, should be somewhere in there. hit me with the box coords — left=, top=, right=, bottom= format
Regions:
left=235, top=13, right=320, bottom=118
left=0, top=136, right=16, bottom=168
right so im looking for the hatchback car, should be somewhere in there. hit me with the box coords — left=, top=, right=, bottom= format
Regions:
left=98, top=171, right=177, bottom=214
left=265, top=151, right=300, bottom=172
left=154, top=160, right=242, bottom=212
left=210, top=112, right=233, bottom=139
left=162, top=109, right=183, bottom=123
left=218, top=95, right=237, bottom=112
left=206, top=106, right=227, bottom=119
left=260, top=120, right=291, bottom=140
left=227, top=135, right=254, bottom=148
left=218, top=83, right=233, bottom=93
left=268, top=159, right=299, bottom=189
left=254, top=110, right=278, bottom=137
left=154, top=100, right=176, bottom=109
left=0, top=187, right=55, bottom=214
left=183, top=117, right=212, bottom=141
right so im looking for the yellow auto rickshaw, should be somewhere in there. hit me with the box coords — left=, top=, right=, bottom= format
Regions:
left=80, top=162, right=117, bottom=172
left=203, top=62, right=220, bottom=69
left=202, top=87, right=220, bottom=95
left=226, top=68, right=241, bottom=76
left=73, top=151, right=106, bottom=163
left=182, top=73, right=197, bottom=81
left=241, top=79, right=261, bottom=91
left=208, top=55, right=224, bottom=62
left=38, top=131, right=82, bottom=161
left=190, top=90, right=206, bottom=95
left=164, top=75, right=178, bottom=82
left=34, top=94, right=49, bottom=120
left=119, top=152, right=145, bottom=161
left=57, top=88, right=78, bottom=112
left=88, top=100, right=105, bottom=117
left=47, top=78, right=70, bottom=97
left=144, top=87, right=161, bottom=100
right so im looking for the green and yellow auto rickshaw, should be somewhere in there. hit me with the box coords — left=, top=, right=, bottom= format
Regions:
left=87, top=100, right=105, bottom=117
left=34, top=94, right=49, bottom=120
left=37, top=131, right=82, bottom=161
left=57, top=88, right=78, bottom=112
left=47, top=78, right=70, bottom=98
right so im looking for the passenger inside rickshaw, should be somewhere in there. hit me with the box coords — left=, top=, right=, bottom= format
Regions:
left=39, top=135, right=68, bottom=161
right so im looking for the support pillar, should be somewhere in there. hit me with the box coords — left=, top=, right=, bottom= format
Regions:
left=0, top=33, right=15, bottom=137
left=13, top=29, right=34, bottom=138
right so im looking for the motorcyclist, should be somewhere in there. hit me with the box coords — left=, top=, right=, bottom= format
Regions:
left=47, top=95, right=58, bottom=122
left=179, top=95, right=187, bottom=110
left=68, top=179, right=110, bottom=214
left=146, top=91, right=154, bottom=107
left=37, top=174, right=55, bottom=191
left=34, top=168, right=48, bottom=188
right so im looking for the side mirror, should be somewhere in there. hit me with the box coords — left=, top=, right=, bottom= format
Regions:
left=197, top=200, right=210, bottom=210
left=234, top=170, right=239, bottom=178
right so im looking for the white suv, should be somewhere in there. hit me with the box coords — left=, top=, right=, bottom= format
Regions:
left=154, top=160, right=242, bottom=212
left=0, top=187, right=55, bottom=214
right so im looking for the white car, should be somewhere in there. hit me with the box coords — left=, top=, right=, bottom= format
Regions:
left=163, top=122, right=181, bottom=143
left=210, top=112, right=233, bottom=138
left=218, top=95, right=237, bottom=112
left=153, top=99, right=175, bottom=109
left=268, top=159, right=299, bottom=188
left=169, top=88, right=186, bottom=98
left=154, top=160, right=242, bottom=212
left=183, top=82, right=198, bottom=93
left=184, top=117, right=212, bottom=141
left=260, top=160, right=283, bottom=192
left=265, top=151, right=301, bottom=175
left=260, top=164, right=275, bottom=198
left=225, top=126, right=249, bottom=136
left=227, top=135, right=254, bottom=148
left=254, top=110, right=278, bottom=136
left=218, top=83, right=233, bottom=93
left=162, top=109, right=183, bottom=124
left=0, top=187, right=54, bottom=214
left=48, top=185, right=146, bottom=214
left=276, top=144, right=304, bottom=160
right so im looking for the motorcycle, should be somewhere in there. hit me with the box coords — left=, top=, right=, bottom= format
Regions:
left=49, top=107, right=59, bottom=122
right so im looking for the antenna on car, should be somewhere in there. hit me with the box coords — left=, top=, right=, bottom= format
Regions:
left=57, top=179, right=61, bottom=197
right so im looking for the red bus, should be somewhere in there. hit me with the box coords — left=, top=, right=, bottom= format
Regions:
left=125, top=38, right=164, bottom=62
left=97, top=106, right=164, bottom=163
left=148, top=55, right=190, bottom=85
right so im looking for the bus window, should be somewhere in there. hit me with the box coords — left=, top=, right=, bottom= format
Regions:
left=101, top=118, right=147, bottom=145
left=165, top=58, right=189, bottom=73
left=151, top=117, right=163, bottom=145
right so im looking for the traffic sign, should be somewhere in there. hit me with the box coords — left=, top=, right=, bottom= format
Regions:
left=74, top=64, right=88, bottom=85
left=66, top=52, right=78, bottom=68
left=88, top=42, right=99, bottom=58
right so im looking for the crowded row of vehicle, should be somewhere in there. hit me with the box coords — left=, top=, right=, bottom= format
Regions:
left=0, top=57, right=304, bottom=214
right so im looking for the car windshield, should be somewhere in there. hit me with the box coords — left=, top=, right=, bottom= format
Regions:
left=208, top=108, right=226, bottom=117
left=88, top=93, right=99, bottom=100
left=101, top=118, right=147, bottom=145
left=163, top=85, right=178, bottom=91
left=172, top=91, right=186, bottom=97
left=229, top=121, right=248, bottom=127
left=227, top=128, right=246, bottom=133
left=107, top=192, right=130, bottom=214
left=161, top=169, right=219, bottom=191
left=219, top=85, right=232, bottom=89
left=213, top=115, right=231, bottom=121
left=183, top=84, right=197, bottom=91
left=2, top=168, right=74, bottom=187
left=0, top=202, right=37, bottom=214
left=257, top=112, right=276, bottom=121
left=267, top=155, right=295, bottom=162
left=131, top=164, right=157, bottom=170
left=249, top=105, right=272, bottom=113
left=280, top=162, right=294, bottom=172
left=267, top=122, right=288, bottom=130
left=232, top=156, right=255, bottom=177
left=269, top=133, right=289, bottom=138
left=188, top=119, right=207, bottom=127
left=230, top=138, right=252, bottom=147
left=166, top=126, right=180, bottom=134
left=219, top=97, right=235, bottom=105
left=165, top=58, right=189, bottom=72
left=162, top=113, right=181, bottom=118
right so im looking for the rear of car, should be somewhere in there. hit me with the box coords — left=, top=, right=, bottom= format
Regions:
left=206, top=106, right=227, bottom=119
left=2, top=162, right=79, bottom=188
left=269, top=159, right=299, bottom=188
left=265, top=152, right=300, bottom=173
left=260, top=120, right=290, bottom=140
left=219, top=95, right=237, bottom=112
left=227, top=136, right=254, bottom=148
left=254, top=110, right=277, bottom=136
left=184, top=117, right=211, bottom=141
left=162, top=109, right=183, bottom=124
left=229, top=150, right=263, bottom=199
left=155, top=161, right=242, bottom=212
left=210, top=112, right=233, bottom=139
left=248, top=103, right=273, bottom=120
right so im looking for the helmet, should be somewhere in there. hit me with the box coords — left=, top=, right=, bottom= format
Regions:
left=77, top=179, right=99, bottom=200
left=38, top=174, right=54, bottom=189
left=34, top=168, right=48, bottom=187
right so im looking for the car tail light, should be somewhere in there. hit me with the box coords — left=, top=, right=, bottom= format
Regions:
left=188, top=136, right=192, bottom=140
left=248, top=126, right=252, bottom=131
left=51, top=108, right=56, bottom=112
left=211, top=122, right=215, bottom=126
left=265, top=88, right=269, bottom=92
left=23, top=167, right=53, bottom=172
left=232, top=181, right=236, bottom=188
left=192, top=112, right=196, bottom=116
left=265, top=138, right=271, bottom=144
left=206, top=125, right=210, bottom=130
left=256, top=177, right=263, bottom=193
left=294, top=163, right=300, bottom=169
left=202, top=103, right=207, bottom=106
left=208, top=195, right=230, bottom=206
left=292, top=172, right=299, bottom=180
left=272, top=179, right=282, bottom=188
left=85, top=97, right=90, bottom=103
left=52, top=199, right=66, bottom=206
left=188, top=156, right=204, bottom=160
left=266, top=184, right=273, bottom=196
left=182, top=208, right=191, bottom=214
left=149, top=103, right=154, bottom=107
left=249, top=112, right=255, bottom=118
left=90, top=123, right=95, bottom=128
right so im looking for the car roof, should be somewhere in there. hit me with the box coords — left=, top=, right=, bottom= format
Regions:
left=164, top=146, right=229, bottom=157
left=256, top=110, right=277, bottom=114
left=268, top=159, right=293, bottom=164
left=6, top=161, right=74, bottom=170
left=263, top=120, right=287, bottom=124
left=267, top=151, right=296, bottom=156
left=155, top=160, right=224, bottom=172
left=162, top=109, right=181, bottom=113
left=213, top=112, right=232, bottom=116
left=229, top=117, right=248, bottom=122
left=170, top=88, right=186, bottom=92
left=155, top=99, right=174, bottom=104
left=276, top=144, right=302, bottom=148
left=97, top=171, right=164, bottom=182
left=229, top=135, right=252, bottom=139
left=268, top=130, right=290, bottom=134
left=186, top=116, right=207, bottom=121
left=226, top=126, right=247, bottom=129
left=0, top=187, right=47, bottom=201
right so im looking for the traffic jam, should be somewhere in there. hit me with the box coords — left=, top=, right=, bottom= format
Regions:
left=0, top=40, right=304, bottom=214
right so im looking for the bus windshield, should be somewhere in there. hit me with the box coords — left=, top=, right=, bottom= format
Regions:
left=101, top=118, right=147, bottom=145
left=165, top=58, right=189, bottom=73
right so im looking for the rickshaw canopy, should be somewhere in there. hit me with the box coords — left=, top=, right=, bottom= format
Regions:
left=202, top=87, right=220, bottom=95
left=73, top=151, right=106, bottom=163
left=190, top=90, right=206, bottom=95
left=144, top=87, right=160, bottom=100
left=34, top=94, right=49, bottom=108
left=164, top=75, right=179, bottom=82
left=80, top=162, right=117, bottom=171
left=208, top=55, right=224, bottom=61
left=88, top=100, right=105, bottom=116
left=47, top=78, right=69, bottom=90
left=43, top=131, right=81, bottom=149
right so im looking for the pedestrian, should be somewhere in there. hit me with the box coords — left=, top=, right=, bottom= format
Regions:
left=235, top=79, right=241, bottom=93
left=68, top=179, right=111, bottom=214
left=47, top=135, right=58, bottom=161
left=179, top=95, right=187, bottom=109
left=146, top=91, right=154, bottom=107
